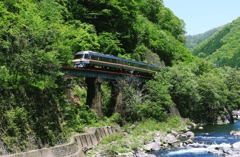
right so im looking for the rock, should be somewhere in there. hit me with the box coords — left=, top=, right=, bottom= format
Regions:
left=187, top=138, right=193, bottom=144
left=230, top=130, right=240, bottom=136
left=164, top=133, right=178, bottom=144
left=208, top=148, right=224, bottom=156
left=185, top=131, right=195, bottom=139
left=232, top=110, right=240, bottom=122
left=143, top=142, right=160, bottom=151
left=176, top=133, right=187, bottom=139
left=192, top=122, right=197, bottom=128
left=171, top=130, right=178, bottom=136
left=117, top=152, right=135, bottom=157
left=232, top=142, right=240, bottom=151
left=222, top=146, right=231, bottom=153
left=154, top=137, right=162, bottom=145
left=123, top=132, right=129, bottom=136
left=136, top=151, right=157, bottom=157
left=130, top=124, right=136, bottom=129
left=154, top=131, right=162, bottom=137
left=230, top=130, right=235, bottom=135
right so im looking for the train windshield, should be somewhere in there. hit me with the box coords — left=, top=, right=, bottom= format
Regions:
left=74, top=54, right=85, bottom=59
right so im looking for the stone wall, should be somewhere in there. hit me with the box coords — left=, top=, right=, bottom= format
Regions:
left=0, top=126, right=121, bottom=157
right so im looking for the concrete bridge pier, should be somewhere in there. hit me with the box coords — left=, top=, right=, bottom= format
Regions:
left=110, top=80, right=125, bottom=114
left=85, top=77, right=103, bottom=119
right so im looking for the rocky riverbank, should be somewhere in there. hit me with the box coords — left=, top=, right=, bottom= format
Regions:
left=206, top=130, right=240, bottom=156
left=89, top=110, right=240, bottom=157
left=88, top=121, right=240, bottom=157
left=87, top=122, right=197, bottom=157
left=139, top=128, right=240, bottom=157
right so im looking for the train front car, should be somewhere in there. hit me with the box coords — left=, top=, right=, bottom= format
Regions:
left=73, top=51, right=90, bottom=68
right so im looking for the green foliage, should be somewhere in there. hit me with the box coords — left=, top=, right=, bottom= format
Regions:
left=130, top=117, right=184, bottom=134
left=61, top=0, right=192, bottom=66
left=167, top=116, right=184, bottom=130
left=191, top=17, right=240, bottom=68
left=101, top=133, right=123, bottom=145
left=64, top=104, right=98, bottom=133
left=134, top=14, right=190, bottom=66
left=0, top=0, right=238, bottom=153
left=0, top=0, right=99, bottom=152
left=160, top=59, right=238, bottom=123
left=101, top=81, right=112, bottom=117
left=98, top=32, right=124, bottom=56
left=186, top=26, right=221, bottom=50
left=145, top=71, right=174, bottom=121
left=108, top=113, right=123, bottom=124
left=73, top=84, right=87, bottom=105
left=63, top=0, right=139, bottom=52
left=219, top=67, right=240, bottom=110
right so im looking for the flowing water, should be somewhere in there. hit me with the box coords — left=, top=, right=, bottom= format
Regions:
left=148, top=121, right=240, bottom=157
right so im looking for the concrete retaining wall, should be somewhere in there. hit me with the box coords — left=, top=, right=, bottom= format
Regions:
left=0, top=126, right=122, bottom=157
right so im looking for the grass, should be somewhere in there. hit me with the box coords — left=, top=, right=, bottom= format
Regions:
left=86, top=116, right=190, bottom=156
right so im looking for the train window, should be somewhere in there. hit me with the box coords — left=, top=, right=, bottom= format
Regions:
left=85, top=54, right=89, bottom=58
left=74, top=54, right=84, bottom=59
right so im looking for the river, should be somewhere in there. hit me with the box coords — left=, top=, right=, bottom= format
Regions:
left=148, top=121, right=240, bottom=157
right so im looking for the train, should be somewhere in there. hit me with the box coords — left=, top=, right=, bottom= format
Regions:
left=73, top=50, right=162, bottom=76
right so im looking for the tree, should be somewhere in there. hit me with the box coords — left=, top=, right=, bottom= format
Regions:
left=0, top=0, right=100, bottom=151
left=220, top=67, right=240, bottom=110
left=145, top=70, right=174, bottom=121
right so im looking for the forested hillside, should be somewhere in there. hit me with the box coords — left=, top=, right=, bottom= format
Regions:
left=0, top=0, right=193, bottom=153
left=192, top=17, right=240, bottom=67
left=2, top=0, right=240, bottom=155
left=186, top=26, right=222, bottom=50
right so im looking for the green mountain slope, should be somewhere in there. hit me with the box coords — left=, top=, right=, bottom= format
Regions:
left=186, top=26, right=222, bottom=50
left=192, top=17, right=240, bottom=67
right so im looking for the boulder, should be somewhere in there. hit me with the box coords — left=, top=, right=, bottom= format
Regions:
left=136, top=151, right=157, bottom=157
left=208, top=148, right=224, bottom=156
left=232, top=142, right=240, bottom=151
left=164, top=133, right=179, bottom=144
left=143, top=142, right=160, bottom=151
left=154, top=136, right=162, bottom=145
left=230, top=130, right=240, bottom=136
left=171, top=130, right=178, bottom=136
left=185, top=131, right=195, bottom=139
left=232, top=110, right=240, bottom=122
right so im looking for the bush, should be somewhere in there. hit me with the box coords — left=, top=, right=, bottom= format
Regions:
left=101, top=133, right=123, bottom=145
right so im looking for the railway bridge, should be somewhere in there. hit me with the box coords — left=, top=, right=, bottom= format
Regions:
left=61, top=66, right=153, bottom=119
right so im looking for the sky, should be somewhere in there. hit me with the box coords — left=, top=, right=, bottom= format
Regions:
left=163, top=0, right=240, bottom=35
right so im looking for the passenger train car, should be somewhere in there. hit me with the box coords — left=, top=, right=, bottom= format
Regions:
left=73, top=51, right=162, bottom=76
